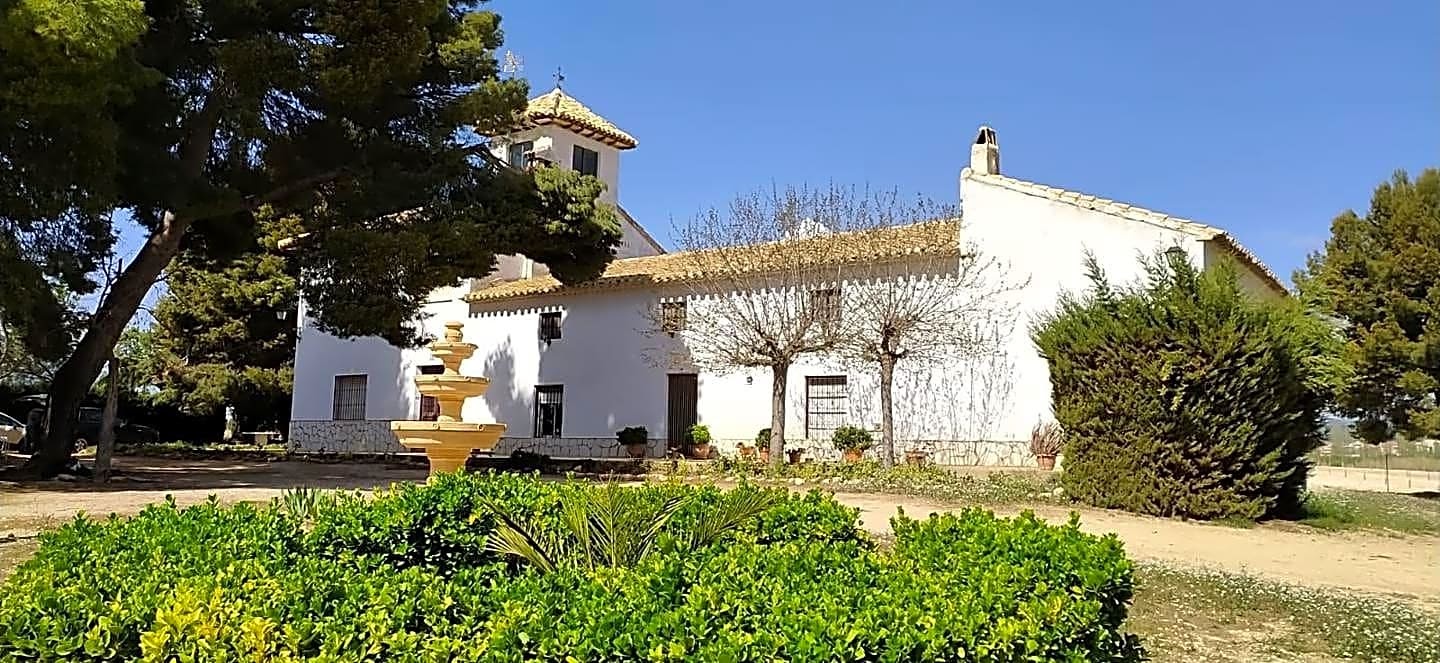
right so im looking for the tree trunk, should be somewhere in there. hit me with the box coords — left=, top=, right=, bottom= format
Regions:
left=17, top=212, right=191, bottom=478
left=95, top=355, right=119, bottom=483
left=769, top=363, right=788, bottom=467
left=879, top=354, right=896, bottom=467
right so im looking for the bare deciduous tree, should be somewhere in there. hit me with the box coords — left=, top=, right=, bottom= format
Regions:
left=838, top=194, right=1024, bottom=465
left=645, top=186, right=893, bottom=463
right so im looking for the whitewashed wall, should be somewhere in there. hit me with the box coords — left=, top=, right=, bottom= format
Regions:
left=290, top=168, right=1279, bottom=464
left=956, top=173, right=1208, bottom=442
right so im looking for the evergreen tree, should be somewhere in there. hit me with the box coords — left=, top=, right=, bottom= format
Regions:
left=1, top=0, right=621, bottom=476
left=146, top=214, right=299, bottom=431
left=1295, top=169, right=1440, bottom=443
left=1034, top=254, right=1330, bottom=520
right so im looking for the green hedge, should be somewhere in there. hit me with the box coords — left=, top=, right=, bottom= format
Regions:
left=1033, top=255, right=1330, bottom=520
left=0, top=473, right=1140, bottom=661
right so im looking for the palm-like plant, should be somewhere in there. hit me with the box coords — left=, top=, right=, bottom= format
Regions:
left=485, top=484, right=780, bottom=573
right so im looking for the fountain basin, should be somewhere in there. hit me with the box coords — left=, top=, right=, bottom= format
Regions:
left=391, top=421, right=507, bottom=474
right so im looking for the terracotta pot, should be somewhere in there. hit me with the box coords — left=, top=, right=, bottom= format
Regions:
left=738, top=444, right=756, bottom=459
left=904, top=450, right=927, bottom=467
left=786, top=449, right=804, bottom=464
left=626, top=442, right=647, bottom=459
left=759, top=447, right=772, bottom=463
left=841, top=448, right=864, bottom=463
left=1035, top=454, right=1057, bottom=471
left=692, top=443, right=712, bottom=460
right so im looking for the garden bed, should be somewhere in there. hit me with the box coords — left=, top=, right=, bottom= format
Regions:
left=0, top=473, right=1138, bottom=661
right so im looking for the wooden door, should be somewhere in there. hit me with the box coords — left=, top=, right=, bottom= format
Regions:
left=666, top=374, right=698, bottom=449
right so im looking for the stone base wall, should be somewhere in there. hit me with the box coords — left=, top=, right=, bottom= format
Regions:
left=289, top=420, right=406, bottom=454
left=288, top=420, right=1036, bottom=467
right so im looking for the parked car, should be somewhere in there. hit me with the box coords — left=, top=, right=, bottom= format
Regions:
left=15, top=406, right=161, bottom=453
left=0, top=411, right=25, bottom=450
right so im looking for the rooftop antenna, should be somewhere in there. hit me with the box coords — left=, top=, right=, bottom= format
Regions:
left=553, top=66, right=565, bottom=89
left=501, top=50, right=524, bottom=78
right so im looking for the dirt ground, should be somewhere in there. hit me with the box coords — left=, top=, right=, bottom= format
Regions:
left=2, top=456, right=1437, bottom=609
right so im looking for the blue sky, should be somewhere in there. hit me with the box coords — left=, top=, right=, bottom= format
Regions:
left=494, top=0, right=1439, bottom=283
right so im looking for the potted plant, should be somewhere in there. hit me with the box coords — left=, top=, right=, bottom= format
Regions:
left=786, top=449, right=804, bottom=464
left=1030, top=421, right=1064, bottom=471
left=831, top=425, right=873, bottom=463
left=755, top=428, right=772, bottom=463
left=617, top=426, right=648, bottom=459
left=687, top=424, right=713, bottom=460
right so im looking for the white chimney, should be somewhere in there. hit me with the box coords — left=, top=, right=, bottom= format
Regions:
left=970, top=126, right=999, bottom=176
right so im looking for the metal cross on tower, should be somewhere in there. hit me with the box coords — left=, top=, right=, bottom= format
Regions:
left=501, top=50, right=524, bottom=78
left=553, top=67, right=565, bottom=89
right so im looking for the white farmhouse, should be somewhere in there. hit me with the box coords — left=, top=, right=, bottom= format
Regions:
left=289, top=88, right=1285, bottom=464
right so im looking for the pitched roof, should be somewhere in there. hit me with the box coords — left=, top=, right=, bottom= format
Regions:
left=963, top=171, right=1288, bottom=295
left=518, top=87, right=637, bottom=149
left=465, top=220, right=960, bottom=302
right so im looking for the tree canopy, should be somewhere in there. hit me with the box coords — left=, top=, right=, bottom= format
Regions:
left=1296, top=169, right=1440, bottom=443
left=143, top=212, right=299, bottom=430
left=0, top=0, right=622, bottom=475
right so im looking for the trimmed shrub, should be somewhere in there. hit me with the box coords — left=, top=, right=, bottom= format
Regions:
left=1033, top=255, right=1329, bottom=520
left=0, top=474, right=1139, bottom=662
left=831, top=424, right=874, bottom=452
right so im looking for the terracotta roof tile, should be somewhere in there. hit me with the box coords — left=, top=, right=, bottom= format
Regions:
left=516, top=88, right=637, bottom=149
left=466, top=220, right=960, bottom=302
left=964, top=171, right=1287, bottom=295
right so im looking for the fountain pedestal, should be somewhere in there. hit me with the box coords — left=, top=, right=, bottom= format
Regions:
left=391, top=321, right=506, bottom=477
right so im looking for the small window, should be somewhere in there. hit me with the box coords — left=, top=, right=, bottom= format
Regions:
left=539, top=311, right=562, bottom=342
left=332, top=375, right=368, bottom=421
left=572, top=145, right=599, bottom=176
left=534, top=385, right=564, bottom=437
left=805, top=375, right=848, bottom=439
left=660, top=301, right=687, bottom=333
left=808, top=288, right=841, bottom=327
left=508, top=140, right=533, bottom=169
left=418, top=365, right=444, bottom=421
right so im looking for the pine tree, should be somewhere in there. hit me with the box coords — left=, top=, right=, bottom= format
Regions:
left=1296, top=169, right=1440, bottom=442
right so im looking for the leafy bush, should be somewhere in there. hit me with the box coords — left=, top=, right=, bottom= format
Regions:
left=1033, top=255, right=1329, bottom=520
left=686, top=423, right=712, bottom=445
left=831, top=424, right=874, bottom=452
left=616, top=425, right=648, bottom=446
left=0, top=474, right=1139, bottom=662
left=755, top=427, right=771, bottom=445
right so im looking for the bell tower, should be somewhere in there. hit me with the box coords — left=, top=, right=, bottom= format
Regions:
left=488, top=86, right=638, bottom=205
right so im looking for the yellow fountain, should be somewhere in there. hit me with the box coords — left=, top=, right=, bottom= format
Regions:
left=391, top=320, right=506, bottom=477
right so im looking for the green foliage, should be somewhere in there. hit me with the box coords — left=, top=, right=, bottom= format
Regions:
left=1033, top=253, right=1328, bottom=520
left=657, top=458, right=1063, bottom=505
left=831, top=424, right=874, bottom=452
left=686, top=423, right=712, bottom=445
left=755, top=427, right=772, bottom=446
left=142, top=213, right=298, bottom=429
left=616, top=425, right=648, bottom=446
left=1, top=0, right=621, bottom=357
left=1295, top=169, right=1440, bottom=443
left=1, top=474, right=1140, bottom=662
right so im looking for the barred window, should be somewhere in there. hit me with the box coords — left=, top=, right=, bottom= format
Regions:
left=808, top=288, right=841, bottom=327
left=534, top=385, right=564, bottom=437
left=804, top=375, right=848, bottom=439
left=660, top=301, right=687, bottom=333
left=539, top=311, right=562, bottom=342
left=332, top=375, right=368, bottom=421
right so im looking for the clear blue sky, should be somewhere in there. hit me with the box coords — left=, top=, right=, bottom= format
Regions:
left=495, top=0, right=1438, bottom=283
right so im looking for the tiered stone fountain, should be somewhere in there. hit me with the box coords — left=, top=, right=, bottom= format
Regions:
left=391, top=321, right=506, bottom=477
